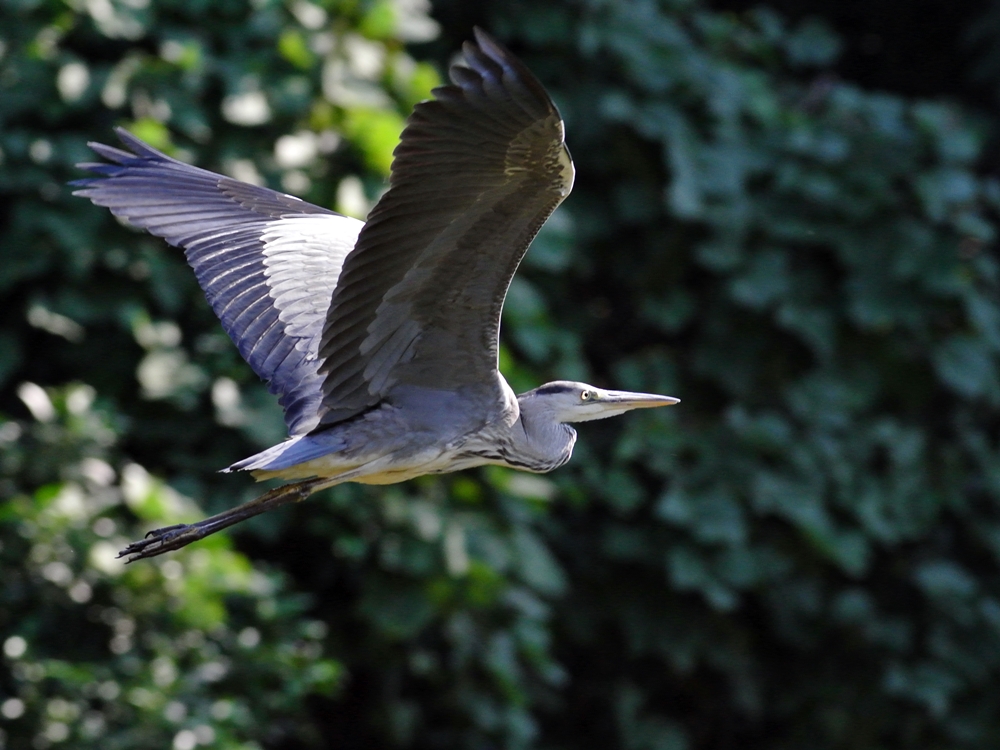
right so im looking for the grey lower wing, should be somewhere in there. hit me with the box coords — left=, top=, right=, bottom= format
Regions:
left=316, top=29, right=574, bottom=427
left=73, top=129, right=363, bottom=435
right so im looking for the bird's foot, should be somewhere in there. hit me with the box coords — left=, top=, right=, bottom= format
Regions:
left=117, top=522, right=211, bottom=563
left=116, top=477, right=330, bottom=563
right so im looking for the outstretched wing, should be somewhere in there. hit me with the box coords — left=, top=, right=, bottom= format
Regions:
left=73, top=129, right=363, bottom=435
left=316, top=28, right=574, bottom=427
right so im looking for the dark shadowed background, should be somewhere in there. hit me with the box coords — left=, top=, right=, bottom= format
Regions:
left=3, top=0, right=1000, bottom=747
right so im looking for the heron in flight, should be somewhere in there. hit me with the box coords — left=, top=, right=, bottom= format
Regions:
left=74, top=29, right=678, bottom=561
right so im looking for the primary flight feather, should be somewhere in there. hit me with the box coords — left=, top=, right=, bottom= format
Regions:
left=74, top=28, right=678, bottom=561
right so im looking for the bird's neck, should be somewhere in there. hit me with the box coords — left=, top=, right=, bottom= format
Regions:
left=509, top=399, right=577, bottom=473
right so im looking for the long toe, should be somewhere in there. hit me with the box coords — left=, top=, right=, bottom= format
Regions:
left=143, top=523, right=187, bottom=539
left=118, top=523, right=204, bottom=562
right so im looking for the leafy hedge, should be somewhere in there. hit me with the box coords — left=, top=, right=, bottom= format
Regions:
left=2, top=0, right=1000, bottom=748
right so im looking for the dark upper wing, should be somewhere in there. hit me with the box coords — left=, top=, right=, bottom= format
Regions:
left=316, top=28, right=574, bottom=427
left=73, top=129, right=363, bottom=435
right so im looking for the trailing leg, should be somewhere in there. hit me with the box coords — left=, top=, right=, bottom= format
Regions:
left=118, top=477, right=328, bottom=562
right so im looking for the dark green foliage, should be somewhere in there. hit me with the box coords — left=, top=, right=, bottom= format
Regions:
left=2, top=0, right=1000, bottom=748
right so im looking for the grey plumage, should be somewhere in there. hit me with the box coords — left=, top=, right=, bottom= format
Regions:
left=73, top=133, right=360, bottom=435
left=73, top=29, right=678, bottom=561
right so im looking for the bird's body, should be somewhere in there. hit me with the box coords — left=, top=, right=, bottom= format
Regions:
left=235, top=380, right=521, bottom=483
left=240, top=379, right=581, bottom=484
left=74, top=30, right=677, bottom=561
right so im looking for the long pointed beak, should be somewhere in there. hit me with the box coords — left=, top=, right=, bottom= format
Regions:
left=601, top=390, right=680, bottom=409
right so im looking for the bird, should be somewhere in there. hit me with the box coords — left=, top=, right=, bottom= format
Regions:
left=73, top=28, right=679, bottom=562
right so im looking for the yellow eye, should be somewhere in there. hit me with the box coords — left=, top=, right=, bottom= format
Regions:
left=580, top=390, right=592, bottom=401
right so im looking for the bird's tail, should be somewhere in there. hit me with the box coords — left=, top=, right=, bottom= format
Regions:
left=224, top=432, right=349, bottom=477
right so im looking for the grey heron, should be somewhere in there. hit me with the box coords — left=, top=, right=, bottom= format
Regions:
left=74, top=29, right=678, bottom=562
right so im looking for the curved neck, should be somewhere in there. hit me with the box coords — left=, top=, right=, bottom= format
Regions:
left=508, top=396, right=577, bottom=473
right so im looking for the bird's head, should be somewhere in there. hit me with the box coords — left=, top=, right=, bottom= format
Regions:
left=521, top=381, right=679, bottom=424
